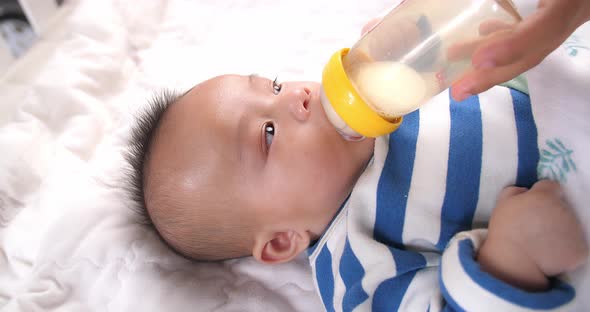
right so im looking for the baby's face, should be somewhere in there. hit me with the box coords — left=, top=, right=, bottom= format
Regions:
left=148, top=74, right=374, bottom=244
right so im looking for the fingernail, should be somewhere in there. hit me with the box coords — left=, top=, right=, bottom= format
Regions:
left=475, top=60, right=495, bottom=70
left=453, top=78, right=474, bottom=101
left=457, top=92, right=472, bottom=102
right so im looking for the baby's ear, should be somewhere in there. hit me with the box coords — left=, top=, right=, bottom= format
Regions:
left=252, top=230, right=310, bottom=264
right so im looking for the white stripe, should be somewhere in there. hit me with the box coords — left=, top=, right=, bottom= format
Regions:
left=326, top=220, right=349, bottom=312
left=403, top=90, right=451, bottom=249
left=472, top=87, right=519, bottom=228
left=429, top=291, right=446, bottom=312
left=348, top=136, right=398, bottom=312
left=441, top=230, right=574, bottom=312
left=398, top=266, right=440, bottom=311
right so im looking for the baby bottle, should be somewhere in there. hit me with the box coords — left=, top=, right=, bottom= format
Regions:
left=320, top=0, right=522, bottom=140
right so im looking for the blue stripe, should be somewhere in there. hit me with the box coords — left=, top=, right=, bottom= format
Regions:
left=442, top=304, right=461, bottom=312
left=436, top=94, right=483, bottom=250
left=511, top=89, right=539, bottom=188
left=374, top=110, right=420, bottom=247
left=372, top=248, right=426, bottom=311
left=370, top=111, right=420, bottom=311
left=340, top=238, right=369, bottom=311
left=315, top=246, right=336, bottom=312
left=456, top=239, right=575, bottom=308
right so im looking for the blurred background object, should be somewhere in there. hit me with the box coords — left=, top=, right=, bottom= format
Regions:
left=0, top=0, right=36, bottom=58
left=0, top=0, right=63, bottom=72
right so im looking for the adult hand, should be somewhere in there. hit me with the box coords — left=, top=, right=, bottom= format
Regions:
left=452, top=0, right=590, bottom=101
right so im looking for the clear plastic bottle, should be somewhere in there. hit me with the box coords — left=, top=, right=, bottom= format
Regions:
left=321, top=0, right=522, bottom=140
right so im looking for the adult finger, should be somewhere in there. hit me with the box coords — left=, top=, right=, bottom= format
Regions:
left=471, top=1, right=574, bottom=71
left=451, top=56, right=537, bottom=101
left=446, top=24, right=513, bottom=62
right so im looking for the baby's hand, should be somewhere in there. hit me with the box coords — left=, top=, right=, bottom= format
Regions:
left=477, top=180, right=588, bottom=291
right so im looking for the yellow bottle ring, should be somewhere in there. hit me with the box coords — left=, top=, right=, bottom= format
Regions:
left=322, top=48, right=402, bottom=138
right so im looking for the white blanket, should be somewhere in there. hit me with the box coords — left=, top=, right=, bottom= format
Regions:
left=0, top=0, right=588, bottom=311
left=0, top=0, right=393, bottom=310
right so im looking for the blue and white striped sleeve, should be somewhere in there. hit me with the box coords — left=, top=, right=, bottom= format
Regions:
left=440, top=229, right=576, bottom=312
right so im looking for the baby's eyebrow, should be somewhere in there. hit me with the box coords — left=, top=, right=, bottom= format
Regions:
left=182, top=86, right=195, bottom=96
left=248, top=73, right=259, bottom=85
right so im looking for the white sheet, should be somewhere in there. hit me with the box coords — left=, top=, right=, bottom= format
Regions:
left=0, top=0, right=395, bottom=310
left=1, top=0, right=588, bottom=311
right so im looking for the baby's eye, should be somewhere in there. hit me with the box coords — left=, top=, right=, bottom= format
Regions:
left=272, top=77, right=282, bottom=95
left=264, top=122, right=275, bottom=151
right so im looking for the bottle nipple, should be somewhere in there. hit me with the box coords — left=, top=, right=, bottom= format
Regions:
left=320, top=48, right=404, bottom=140
left=320, top=88, right=365, bottom=141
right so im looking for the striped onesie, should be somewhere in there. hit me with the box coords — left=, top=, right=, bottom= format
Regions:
left=308, top=85, right=576, bottom=312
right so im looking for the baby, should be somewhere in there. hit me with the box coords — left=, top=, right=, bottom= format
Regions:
left=125, top=3, right=590, bottom=311
left=128, top=75, right=373, bottom=261
left=126, top=73, right=587, bottom=311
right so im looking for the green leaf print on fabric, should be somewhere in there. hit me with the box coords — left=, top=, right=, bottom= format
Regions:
left=537, top=138, right=577, bottom=183
left=563, top=35, right=589, bottom=57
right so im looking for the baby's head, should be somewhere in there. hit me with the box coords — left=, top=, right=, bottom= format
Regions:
left=127, top=75, right=374, bottom=263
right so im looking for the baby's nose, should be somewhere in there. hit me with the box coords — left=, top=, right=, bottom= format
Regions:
left=288, top=87, right=311, bottom=122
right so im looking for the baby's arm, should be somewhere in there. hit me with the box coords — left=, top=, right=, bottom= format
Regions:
left=439, top=180, right=587, bottom=311
left=477, top=180, right=588, bottom=290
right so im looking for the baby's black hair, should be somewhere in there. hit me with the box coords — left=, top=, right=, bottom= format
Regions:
left=123, top=88, right=251, bottom=261
left=125, top=89, right=183, bottom=227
